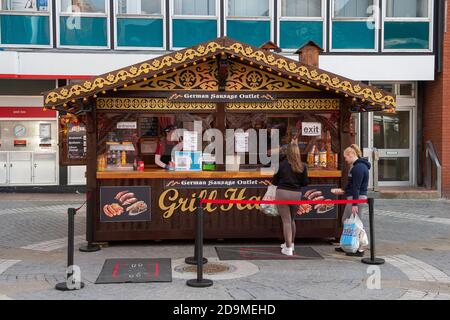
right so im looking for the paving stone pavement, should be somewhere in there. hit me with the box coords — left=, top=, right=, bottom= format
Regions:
left=0, top=194, right=449, bottom=300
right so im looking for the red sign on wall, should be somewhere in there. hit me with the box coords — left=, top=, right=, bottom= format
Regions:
left=0, top=107, right=57, bottom=118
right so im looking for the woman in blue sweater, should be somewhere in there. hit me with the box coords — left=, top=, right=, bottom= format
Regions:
left=332, top=144, right=370, bottom=257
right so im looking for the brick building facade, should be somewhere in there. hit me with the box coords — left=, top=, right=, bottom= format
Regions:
left=423, top=2, right=450, bottom=198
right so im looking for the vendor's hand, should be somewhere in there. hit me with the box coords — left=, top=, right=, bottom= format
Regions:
left=168, top=161, right=174, bottom=167
left=331, top=188, right=345, bottom=195
left=351, top=206, right=359, bottom=215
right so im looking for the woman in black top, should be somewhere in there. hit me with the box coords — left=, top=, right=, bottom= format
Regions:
left=272, top=140, right=309, bottom=256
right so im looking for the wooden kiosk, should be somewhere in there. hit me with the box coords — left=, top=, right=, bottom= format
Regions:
left=43, top=37, right=396, bottom=244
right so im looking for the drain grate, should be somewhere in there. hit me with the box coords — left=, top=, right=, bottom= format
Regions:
left=177, top=263, right=235, bottom=275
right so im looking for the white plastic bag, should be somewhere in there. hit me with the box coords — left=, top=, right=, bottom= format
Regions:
left=340, top=214, right=360, bottom=253
left=340, top=214, right=368, bottom=253
left=260, top=185, right=279, bottom=217
left=358, top=224, right=369, bottom=249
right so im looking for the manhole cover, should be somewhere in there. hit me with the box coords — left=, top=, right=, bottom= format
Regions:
left=176, top=263, right=235, bottom=275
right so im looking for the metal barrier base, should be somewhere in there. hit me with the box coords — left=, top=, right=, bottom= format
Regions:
left=55, top=282, right=85, bottom=291
left=186, top=279, right=213, bottom=288
left=79, top=243, right=101, bottom=252
left=361, top=258, right=385, bottom=265
left=185, top=257, right=208, bottom=265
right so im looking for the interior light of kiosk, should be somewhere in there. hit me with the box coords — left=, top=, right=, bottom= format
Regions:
left=123, top=84, right=128, bottom=88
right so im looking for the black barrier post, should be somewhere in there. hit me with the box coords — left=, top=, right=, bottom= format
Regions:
left=186, top=198, right=213, bottom=288
left=56, top=208, right=85, bottom=291
left=362, top=198, right=385, bottom=265
left=185, top=198, right=208, bottom=266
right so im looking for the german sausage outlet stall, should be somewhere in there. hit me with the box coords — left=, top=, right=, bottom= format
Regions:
left=43, top=37, right=396, bottom=244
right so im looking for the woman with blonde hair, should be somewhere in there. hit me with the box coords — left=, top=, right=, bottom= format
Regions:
left=272, top=139, right=309, bottom=256
left=332, top=144, right=370, bottom=257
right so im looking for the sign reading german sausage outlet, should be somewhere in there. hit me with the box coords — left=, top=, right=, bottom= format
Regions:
left=168, top=92, right=276, bottom=102
left=100, top=186, right=151, bottom=222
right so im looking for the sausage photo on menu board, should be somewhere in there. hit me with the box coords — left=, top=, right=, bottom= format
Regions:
left=100, top=186, right=151, bottom=222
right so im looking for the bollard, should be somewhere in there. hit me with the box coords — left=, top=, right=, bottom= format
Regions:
left=362, top=198, right=385, bottom=265
left=79, top=192, right=100, bottom=253
left=56, top=208, right=85, bottom=291
left=186, top=198, right=213, bottom=288
left=185, top=199, right=208, bottom=266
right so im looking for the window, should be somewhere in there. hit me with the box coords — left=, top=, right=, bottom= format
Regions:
left=331, top=0, right=377, bottom=51
left=60, top=0, right=105, bottom=13
left=171, top=0, right=218, bottom=48
left=174, top=0, right=215, bottom=16
left=226, top=0, right=272, bottom=47
left=58, top=0, right=109, bottom=47
left=118, top=0, right=161, bottom=15
left=116, top=0, right=164, bottom=49
left=334, top=0, right=373, bottom=18
left=383, top=0, right=431, bottom=50
left=228, top=0, right=269, bottom=17
left=279, top=0, right=324, bottom=50
left=1, top=0, right=49, bottom=11
left=386, top=0, right=428, bottom=18
left=281, top=0, right=321, bottom=17
left=0, top=0, right=51, bottom=46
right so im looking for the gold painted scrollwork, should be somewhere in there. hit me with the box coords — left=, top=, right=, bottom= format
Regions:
left=96, top=98, right=216, bottom=111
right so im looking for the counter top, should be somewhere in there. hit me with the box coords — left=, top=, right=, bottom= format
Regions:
left=96, top=169, right=342, bottom=179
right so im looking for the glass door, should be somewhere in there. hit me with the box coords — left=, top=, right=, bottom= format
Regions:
left=371, top=108, right=414, bottom=186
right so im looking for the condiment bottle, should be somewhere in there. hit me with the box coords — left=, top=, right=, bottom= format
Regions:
left=319, top=143, right=327, bottom=168
left=307, top=147, right=315, bottom=168
left=121, top=150, right=126, bottom=166
left=313, top=144, right=319, bottom=167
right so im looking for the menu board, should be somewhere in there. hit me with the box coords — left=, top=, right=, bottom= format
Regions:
left=139, top=117, right=158, bottom=137
left=100, top=186, right=151, bottom=222
left=67, top=123, right=87, bottom=160
left=295, top=185, right=338, bottom=220
left=235, top=132, right=249, bottom=153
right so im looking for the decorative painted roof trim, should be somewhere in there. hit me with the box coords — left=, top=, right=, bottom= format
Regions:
left=42, top=37, right=396, bottom=111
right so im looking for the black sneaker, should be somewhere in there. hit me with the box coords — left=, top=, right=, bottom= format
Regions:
left=345, top=251, right=365, bottom=257
left=335, top=247, right=345, bottom=253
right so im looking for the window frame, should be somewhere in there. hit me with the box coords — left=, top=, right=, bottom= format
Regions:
left=169, top=0, right=220, bottom=50
left=329, top=0, right=379, bottom=53
left=381, top=0, right=433, bottom=52
left=114, top=0, right=166, bottom=51
left=0, top=0, right=53, bottom=48
left=56, top=0, right=110, bottom=49
left=224, top=0, right=274, bottom=44
left=277, top=0, right=326, bottom=52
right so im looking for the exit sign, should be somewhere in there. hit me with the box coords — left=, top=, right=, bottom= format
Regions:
left=302, top=122, right=322, bottom=136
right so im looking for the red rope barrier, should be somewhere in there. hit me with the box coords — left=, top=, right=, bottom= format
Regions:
left=200, top=199, right=368, bottom=205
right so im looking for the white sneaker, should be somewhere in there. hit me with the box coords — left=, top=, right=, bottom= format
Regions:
left=281, top=243, right=295, bottom=251
left=281, top=247, right=294, bottom=256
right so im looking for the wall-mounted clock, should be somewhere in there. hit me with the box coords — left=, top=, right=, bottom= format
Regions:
left=13, top=124, right=27, bottom=137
